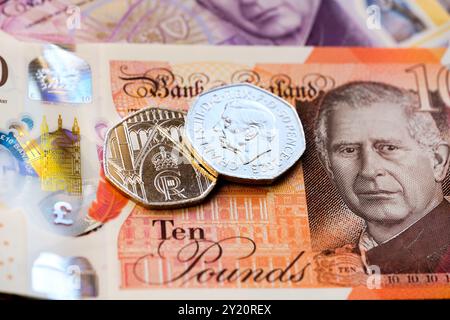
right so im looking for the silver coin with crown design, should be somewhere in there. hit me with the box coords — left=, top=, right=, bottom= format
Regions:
left=185, top=83, right=306, bottom=184
left=103, top=107, right=217, bottom=208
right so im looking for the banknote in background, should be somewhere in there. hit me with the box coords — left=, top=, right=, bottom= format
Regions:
left=1, top=0, right=450, bottom=47
left=1, top=30, right=450, bottom=298
left=107, top=56, right=450, bottom=298
left=0, top=32, right=128, bottom=238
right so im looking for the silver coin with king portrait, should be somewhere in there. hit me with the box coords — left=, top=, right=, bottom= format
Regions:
left=185, top=83, right=306, bottom=183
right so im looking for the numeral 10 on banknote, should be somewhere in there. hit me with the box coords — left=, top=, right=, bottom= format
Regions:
left=407, top=64, right=450, bottom=111
left=0, top=56, right=7, bottom=87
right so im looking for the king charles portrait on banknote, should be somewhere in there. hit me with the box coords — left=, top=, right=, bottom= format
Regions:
left=314, top=81, right=450, bottom=274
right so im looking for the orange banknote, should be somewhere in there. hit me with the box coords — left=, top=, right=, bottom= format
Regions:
left=2, top=32, right=450, bottom=299
left=107, top=51, right=450, bottom=299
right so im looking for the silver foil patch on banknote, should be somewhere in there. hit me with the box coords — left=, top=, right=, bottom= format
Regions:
left=185, top=83, right=306, bottom=184
left=103, top=107, right=217, bottom=209
left=32, top=253, right=98, bottom=299
left=37, top=188, right=101, bottom=237
left=28, top=44, right=92, bottom=104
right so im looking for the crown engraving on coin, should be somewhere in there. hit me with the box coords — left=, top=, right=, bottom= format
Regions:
left=103, top=107, right=216, bottom=208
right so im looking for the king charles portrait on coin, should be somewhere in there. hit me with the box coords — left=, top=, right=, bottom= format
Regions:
left=315, top=81, right=450, bottom=274
left=213, top=100, right=276, bottom=167
left=186, top=83, right=305, bottom=184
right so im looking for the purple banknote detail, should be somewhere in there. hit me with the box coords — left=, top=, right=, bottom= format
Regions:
left=0, top=0, right=417, bottom=46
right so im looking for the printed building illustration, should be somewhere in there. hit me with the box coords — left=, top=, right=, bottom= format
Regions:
left=117, top=180, right=308, bottom=289
left=39, top=115, right=82, bottom=195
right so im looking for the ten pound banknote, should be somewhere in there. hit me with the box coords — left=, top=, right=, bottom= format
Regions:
left=1, top=0, right=450, bottom=47
left=105, top=49, right=450, bottom=299
left=1, top=31, right=450, bottom=299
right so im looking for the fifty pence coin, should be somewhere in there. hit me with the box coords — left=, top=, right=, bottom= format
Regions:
left=185, top=83, right=306, bottom=184
left=103, top=107, right=217, bottom=209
